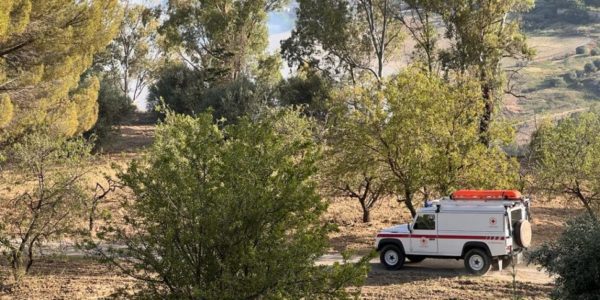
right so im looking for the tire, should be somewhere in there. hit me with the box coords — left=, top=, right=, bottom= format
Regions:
left=513, top=219, right=532, bottom=248
left=464, top=248, right=491, bottom=275
left=380, top=244, right=405, bottom=270
left=406, top=255, right=426, bottom=263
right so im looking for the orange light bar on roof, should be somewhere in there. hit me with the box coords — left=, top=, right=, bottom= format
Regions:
left=450, top=190, right=522, bottom=200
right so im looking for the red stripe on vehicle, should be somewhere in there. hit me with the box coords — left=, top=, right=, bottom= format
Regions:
left=376, top=233, right=506, bottom=240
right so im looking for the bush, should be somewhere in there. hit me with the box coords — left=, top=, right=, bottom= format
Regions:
left=528, top=215, right=600, bottom=299
left=594, top=59, right=600, bottom=69
left=547, top=77, right=567, bottom=88
left=90, top=110, right=369, bottom=298
left=86, top=77, right=135, bottom=146
left=0, top=131, right=93, bottom=281
left=592, top=48, right=600, bottom=56
left=564, top=71, right=578, bottom=82
left=584, top=62, right=598, bottom=73
left=576, top=45, right=589, bottom=55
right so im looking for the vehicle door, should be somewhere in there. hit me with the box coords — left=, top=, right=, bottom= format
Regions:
left=410, top=213, right=438, bottom=253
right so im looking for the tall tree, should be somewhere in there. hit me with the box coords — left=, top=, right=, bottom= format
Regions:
left=0, top=0, right=122, bottom=141
left=282, top=0, right=403, bottom=82
left=106, top=3, right=159, bottom=103
left=432, top=0, right=535, bottom=144
left=161, top=0, right=287, bottom=82
left=330, top=69, right=518, bottom=216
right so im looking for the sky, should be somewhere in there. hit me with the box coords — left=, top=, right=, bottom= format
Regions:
left=130, top=0, right=297, bottom=110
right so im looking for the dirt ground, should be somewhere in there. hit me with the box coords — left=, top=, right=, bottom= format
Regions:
left=0, top=195, right=573, bottom=299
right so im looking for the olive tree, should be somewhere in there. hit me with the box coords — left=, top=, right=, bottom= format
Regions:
left=329, top=69, right=518, bottom=217
left=0, top=131, right=93, bottom=281
left=530, top=111, right=600, bottom=219
left=89, top=109, right=369, bottom=299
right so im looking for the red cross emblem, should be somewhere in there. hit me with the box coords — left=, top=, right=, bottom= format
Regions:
left=489, top=217, right=497, bottom=226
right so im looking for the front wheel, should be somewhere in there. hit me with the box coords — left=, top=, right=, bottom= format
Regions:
left=464, top=248, right=491, bottom=275
left=380, top=245, right=405, bottom=270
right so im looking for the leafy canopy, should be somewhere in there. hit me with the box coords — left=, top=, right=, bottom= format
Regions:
left=0, top=0, right=122, bottom=140
left=530, top=110, right=600, bottom=219
left=92, top=109, right=369, bottom=299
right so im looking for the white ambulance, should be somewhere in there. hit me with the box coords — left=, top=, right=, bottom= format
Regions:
left=375, top=190, right=532, bottom=275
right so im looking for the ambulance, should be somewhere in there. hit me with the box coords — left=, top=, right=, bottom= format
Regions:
left=375, top=190, right=532, bottom=275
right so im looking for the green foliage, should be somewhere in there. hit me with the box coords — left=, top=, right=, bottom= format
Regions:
left=528, top=215, right=600, bottom=299
left=106, top=4, right=160, bottom=102
left=585, top=62, right=598, bottom=73
left=278, top=68, right=333, bottom=120
left=86, top=77, right=135, bottom=146
left=434, top=0, right=534, bottom=142
left=0, top=130, right=93, bottom=280
left=161, top=0, right=285, bottom=81
left=0, top=0, right=122, bottom=141
left=329, top=68, right=518, bottom=216
left=576, top=45, right=589, bottom=55
left=530, top=110, right=600, bottom=219
left=148, top=63, right=267, bottom=122
left=594, top=59, right=600, bottom=69
left=282, top=0, right=403, bottom=80
left=547, top=77, right=567, bottom=88
left=591, top=48, right=600, bottom=56
left=92, top=109, right=369, bottom=298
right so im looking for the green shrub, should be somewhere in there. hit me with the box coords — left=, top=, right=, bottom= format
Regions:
left=594, top=59, right=600, bottom=69
left=564, top=71, right=578, bottom=82
left=528, top=215, right=600, bottom=299
left=90, top=109, right=370, bottom=299
left=592, top=48, right=600, bottom=56
left=584, top=62, right=598, bottom=73
left=547, top=77, right=567, bottom=88
left=576, top=45, right=589, bottom=55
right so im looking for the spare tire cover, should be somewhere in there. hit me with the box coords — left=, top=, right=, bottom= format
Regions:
left=514, top=219, right=532, bottom=248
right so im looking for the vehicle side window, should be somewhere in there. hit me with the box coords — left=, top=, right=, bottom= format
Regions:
left=413, top=214, right=435, bottom=230
left=511, top=208, right=522, bottom=226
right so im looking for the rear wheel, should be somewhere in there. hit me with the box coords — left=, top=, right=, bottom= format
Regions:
left=464, top=248, right=491, bottom=275
left=380, top=245, right=405, bottom=270
left=406, top=255, right=426, bottom=263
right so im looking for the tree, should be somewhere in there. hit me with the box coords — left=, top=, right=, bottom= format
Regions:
left=106, top=3, right=160, bottom=103
left=161, top=0, right=287, bottom=82
left=88, top=109, right=369, bottom=298
left=432, top=0, right=535, bottom=144
left=0, top=0, right=122, bottom=141
left=528, top=215, right=600, bottom=299
left=86, top=76, right=136, bottom=146
left=0, top=131, right=93, bottom=281
left=329, top=69, right=518, bottom=216
left=323, top=116, right=392, bottom=222
left=147, top=63, right=267, bottom=122
left=278, top=67, right=333, bottom=120
left=529, top=111, right=600, bottom=220
left=282, top=0, right=403, bottom=82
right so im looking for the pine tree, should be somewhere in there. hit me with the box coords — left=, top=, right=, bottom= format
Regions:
left=0, top=0, right=122, bottom=141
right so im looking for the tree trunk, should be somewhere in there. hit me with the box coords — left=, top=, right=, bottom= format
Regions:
left=362, top=207, right=371, bottom=223
left=404, top=190, right=417, bottom=217
left=479, top=82, right=493, bottom=146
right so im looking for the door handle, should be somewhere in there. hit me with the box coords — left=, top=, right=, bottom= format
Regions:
left=429, top=238, right=435, bottom=241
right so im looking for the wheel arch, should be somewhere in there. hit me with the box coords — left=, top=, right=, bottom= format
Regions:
left=461, top=241, right=491, bottom=258
left=377, top=238, right=406, bottom=254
